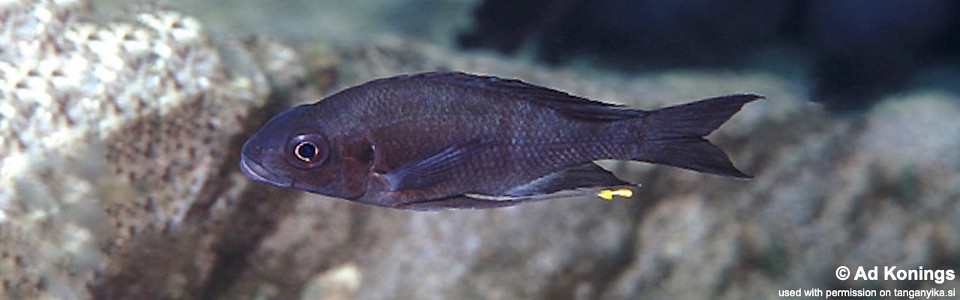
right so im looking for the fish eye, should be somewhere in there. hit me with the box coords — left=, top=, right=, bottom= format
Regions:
left=294, top=142, right=319, bottom=162
left=286, top=133, right=329, bottom=168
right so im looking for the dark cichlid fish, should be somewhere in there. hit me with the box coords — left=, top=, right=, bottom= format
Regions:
left=240, top=72, right=760, bottom=210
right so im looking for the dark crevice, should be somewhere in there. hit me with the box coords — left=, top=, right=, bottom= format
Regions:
left=195, top=87, right=303, bottom=299
left=198, top=184, right=298, bottom=299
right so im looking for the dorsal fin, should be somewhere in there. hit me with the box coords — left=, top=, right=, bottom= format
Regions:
left=373, top=72, right=648, bottom=121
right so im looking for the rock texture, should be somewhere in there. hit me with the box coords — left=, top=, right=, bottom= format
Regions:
left=0, top=0, right=303, bottom=298
left=2, top=2, right=959, bottom=299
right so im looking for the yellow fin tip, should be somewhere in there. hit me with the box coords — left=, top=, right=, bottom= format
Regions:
left=597, top=188, right=633, bottom=201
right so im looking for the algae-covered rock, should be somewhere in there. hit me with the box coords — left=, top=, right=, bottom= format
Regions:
left=0, top=0, right=302, bottom=298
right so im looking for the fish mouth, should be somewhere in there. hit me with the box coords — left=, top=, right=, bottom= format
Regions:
left=239, top=156, right=292, bottom=187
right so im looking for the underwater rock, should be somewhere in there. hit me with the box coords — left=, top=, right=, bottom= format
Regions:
left=0, top=0, right=304, bottom=298
left=461, top=0, right=792, bottom=66
left=3, top=2, right=959, bottom=298
left=461, top=0, right=960, bottom=111
left=803, top=0, right=957, bottom=110
left=460, top=0, right=794, bottom=65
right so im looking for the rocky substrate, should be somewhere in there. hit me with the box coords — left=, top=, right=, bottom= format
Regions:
left=2, top=1, right=958, bottom=299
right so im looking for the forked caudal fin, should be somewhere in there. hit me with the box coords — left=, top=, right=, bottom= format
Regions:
left=637, top=94, right=761, bottom=179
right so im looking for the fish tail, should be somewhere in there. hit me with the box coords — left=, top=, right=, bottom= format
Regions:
left=633, top=94, right=761, bottom=179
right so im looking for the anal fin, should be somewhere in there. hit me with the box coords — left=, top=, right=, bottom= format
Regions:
left=393, top=162, right=636, bottom=211
left=398, top=195, right=523, bottom=211
left=506, top=162, right=631, bottom=197
left=398, top=184, right=638, bottom=211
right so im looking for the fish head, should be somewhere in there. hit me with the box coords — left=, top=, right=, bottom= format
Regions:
left=240, top=104, right=356, bottom=198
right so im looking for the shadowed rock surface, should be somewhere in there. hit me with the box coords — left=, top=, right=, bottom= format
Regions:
left=2, top=1, right=959, bottom=299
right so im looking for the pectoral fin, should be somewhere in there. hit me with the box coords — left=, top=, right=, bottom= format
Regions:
left=382, top=139, right=495, bottom=191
